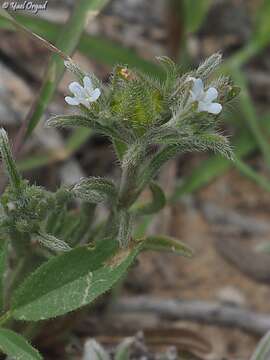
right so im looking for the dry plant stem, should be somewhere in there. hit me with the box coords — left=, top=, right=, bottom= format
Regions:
left=114, top=296, right=270, bottom=336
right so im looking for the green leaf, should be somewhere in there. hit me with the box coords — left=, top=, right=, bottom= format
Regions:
left=183, top=0, right=213, bottom=33
left=251, top=330, right=270, bottom=360
left=0, top=129, right=22, bottom=191
left=142, top=235, right=193, bottom=258
left=0, top=328, right=42, bottom=359
left=131, top=182, right=166, bottom=216
left=252, top=0, right=270, bottom=48
left=36, top=232, right=72, bottom=252
left=72, top=177, right=118, bottom=204
left=115, top=337, right=134, bottom=360
left=47, top=115, right=126, bottom=142
left=0, top=240, right=7, bottom=312
left=83, top=339, right=110, bottom=360
left=231, top=70, right=270, bottom=168
left=11, top=241, right=143, bottom=321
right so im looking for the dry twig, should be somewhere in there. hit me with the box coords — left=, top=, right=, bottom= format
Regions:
left=113, top=296, right=270, bottom=336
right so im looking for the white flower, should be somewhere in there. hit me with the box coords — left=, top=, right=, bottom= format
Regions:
left=65, top=76, right=101, bottom=107
left=188, top=77, right=222, bottom=115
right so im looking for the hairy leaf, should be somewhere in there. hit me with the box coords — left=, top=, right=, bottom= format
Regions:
left=143, top=235, right=193, bottom=258
left=0, top=328, right=42, bottom=360
left=36, top=232, right=71, bottom=252
left=72, top=177, right=118, bottom=204
left=131, top=182, right=166, bottom=216
left=0, top=129, right=22, bottom=191
left=47, top=115, right=130, bottom=143
left=11, top=241, right=142, bottom=321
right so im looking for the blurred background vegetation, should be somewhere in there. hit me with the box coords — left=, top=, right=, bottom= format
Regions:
left=0, top=0, right=270, bottom=358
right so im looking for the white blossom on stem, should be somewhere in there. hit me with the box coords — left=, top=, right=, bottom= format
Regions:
left=188, top=77, right=222, bottom=115
left=65, top=76, right=101, bottom=107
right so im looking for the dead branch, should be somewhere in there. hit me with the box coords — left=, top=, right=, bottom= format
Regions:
left=113, top=296, right=270, bottom=336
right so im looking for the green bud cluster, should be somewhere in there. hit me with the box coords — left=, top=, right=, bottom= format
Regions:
left=1, top=183, right=54, bottom=234
left=0, top=54, right=238, bottom=252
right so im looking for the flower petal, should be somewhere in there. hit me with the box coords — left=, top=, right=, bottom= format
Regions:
left=204, top=87, right=218, bottom=103
left=65, top=96, right=80, bottom=106
left=69, top=82, right=85, bottom=98
left=207, top=102, right=222, bottom=114
left=83, top=76, right=93, bottom=91
left=197, top=101, right=209, bottom=113
left=89, top=88, right=101, bottom=102
left=191, top=78, right=204, bottom=100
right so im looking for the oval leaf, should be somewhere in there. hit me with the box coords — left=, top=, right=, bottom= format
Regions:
left=142, top=235, right=193, bottom=258
left=11, top=241, right=142, bottom=321
left=0, top=328, right=42, bottom=360
left=72, top=177, right=118, bottom=204
left=37, top=232, right=71, bottom=252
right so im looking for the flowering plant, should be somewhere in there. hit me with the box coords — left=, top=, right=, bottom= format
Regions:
left=0, top=53, right=238, bottom=358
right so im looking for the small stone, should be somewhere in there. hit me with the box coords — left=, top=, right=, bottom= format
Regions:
left=216, top=286, right=246, bottom=306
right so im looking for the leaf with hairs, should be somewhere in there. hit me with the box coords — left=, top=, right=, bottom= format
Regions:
left=143, top=235, right=193, bottom=258
left=36, top=232, right=71, bottom=252
left=47, top=115, right=127, bottom=143
left=72, top=177, right=118, bottom=204
left=0, top=328, right=42, bottom=360
left=11, top=240, right=143, bottom=321
left=131, top=182, right=166, bottom=216
left=0, top=129, right=22, bottom=191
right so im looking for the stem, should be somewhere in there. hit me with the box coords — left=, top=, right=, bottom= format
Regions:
left=0, top=311, right=11, bottom=326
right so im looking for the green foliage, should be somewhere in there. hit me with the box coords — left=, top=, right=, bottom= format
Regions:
left=0, top=129, right=22, bottom=191
left=11, top=240, right=142, bottom=321
left=0, top=240, right=7, bottom=311
left=0, top=53, right=234, bottom=357
left=83, top=339, right=110, bottom=360
left=114, top=337, right=134, bottom=360
left=36, top=232, right=71, bottom=253
left=182, top=0, right=213, bottom=33
left=142, top=235, right=193, bottom=257
left=131, top=182, right=166, bottom=216
left=252, top=0, right=270, bottom=48
left=0, top=328, right=42, bottom=359
left=71, top=177, right=118, bottom=204
left=251, top=330, right=270, bottom=360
